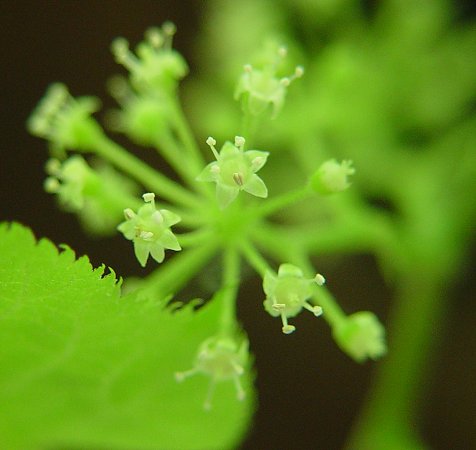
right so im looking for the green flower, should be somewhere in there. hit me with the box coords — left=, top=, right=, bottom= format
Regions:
left=235, top=46, right=303, bottom=118
left=111, top=22, right=188, bottom=94
left=311, top=159, right=355, bottom=194
left=175, top=334, right=249, bottom=410
left=117, top=193, right=181, bottom=267
left=333, top=312, right=387, bottom=362
left=27, top=84, right=103, bottom=156
left=44, top=156, right=138, bottom=236
left=197, top=136, right=269, bottom=209
left=263, top=264, right=324, bottom=334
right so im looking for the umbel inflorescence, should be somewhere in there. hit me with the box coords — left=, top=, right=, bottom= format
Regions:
left=28, top=22, right=386, bottom=409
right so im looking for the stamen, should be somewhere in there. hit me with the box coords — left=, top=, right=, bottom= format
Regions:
left=303, top=302, right=323, bottom=317
left=206, top=136, right=220, bottom=160
left=234, top=135, right=245, bottom=150
left=233, top=375, right=246, bottom=401
left=233, top=172, right=244, bottom=187
left=203, top=379, right=217, bottom=411
left=142, top=192, right=156, bottom=206
left=44, top=177, right=60, bottom=193
left=139, top=231, right=154, bottom=240
left=314, top=273, right=326, bottom=285
left=145, top=27, right=164, bottom=48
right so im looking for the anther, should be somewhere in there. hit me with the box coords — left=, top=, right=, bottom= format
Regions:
left=233, top=172, right=244, bottom=186
left=234, top=136, right=245, bottom=150
left=315, top=273, right=326, bottom=286
left=142, top=192, right=155, bottom=203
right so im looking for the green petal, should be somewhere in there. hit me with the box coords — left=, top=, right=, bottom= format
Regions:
left=160, top=209, right=181, bottom=227
left=196, top=162, right=218, bottom=182
left=216, top=184, right=239, bottom=209
left=244, top=150, right=269, bottom=171
left=133, top=240, right=150, bottom=267
left=278, top=263, right=303, bottom=278
left=160, top=229, right=181, bottom=251
left=149, top=244, right=165, bottom=264
left=220, top=142, right=240, bottom=157
left=243, top=174, right=268, bottom=198
left=263, top=271, right=277, bottom=296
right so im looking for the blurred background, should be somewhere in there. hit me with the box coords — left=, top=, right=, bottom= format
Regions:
left=1, top=1, right=475, bottom=449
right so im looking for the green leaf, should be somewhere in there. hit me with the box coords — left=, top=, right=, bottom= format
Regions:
left=0, top=223, right=254, bottom=450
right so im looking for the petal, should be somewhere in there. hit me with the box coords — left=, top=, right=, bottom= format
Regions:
left=243, top=174, right=268, bottom=198
left=278, top=263, right=303, bottom=278
left=263, top=271, right=277, bottom=296
left=244, top=150, right=269, bottom=172
left=160, top=229, right=181, bottom=251
left=216, top=184, right=239, bottom=209
left=196, top=162, right=219, bottom=182
left=133, top=240, right=150, bottom=267
left=149, top=244, right=165, bottom=263
left=160, top=209, right=181, bottom=227
left=220, top=141, right=240, bottom=157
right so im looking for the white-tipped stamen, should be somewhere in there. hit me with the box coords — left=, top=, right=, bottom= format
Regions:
left=303, top=302, right=323, bottom=317
left=315, top=273, right=326, bottom=286
left=111, top=38, right=137, bottom=70
left=145, top=27, right=163, bottom=48
left=234, top=135, right=245, bottom=150
left=244, top=64, right=253, bottom=73
left=44, top=177, right=60, bottom=193
left=45, top=158, right=61, bottom=175
left=280, top=77, right=291, bottom=87
left=206, top=136, right=220, bottom=160
left=142, top=192, right=155, bottom=204
left=203, top=379, right=217, bottom=411
left=233, top=376, right=246, bottom=401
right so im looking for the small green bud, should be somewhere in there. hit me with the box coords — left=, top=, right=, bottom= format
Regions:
left=175, top=334, right=249, bottom=410
left=310, top=159, right=355, bottom=194
left=197, top=136, right=269, bottom=209
left=28, top=83, right=103, bottom=154
left=117, top=193, right=181, bottom=267
left=111, top=93, right=170, bottom=145
left=235, top=46, right=303, bottom=118
left=111, top=22, right=188, bottom=93
left=263, top=263, right=324, bottom=334
left=333, top=311, right=387, bottom=362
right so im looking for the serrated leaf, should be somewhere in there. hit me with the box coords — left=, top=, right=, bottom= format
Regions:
left=0, top=223, right=255, bottom=450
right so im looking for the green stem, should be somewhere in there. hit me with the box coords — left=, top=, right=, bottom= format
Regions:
left=170, top=98, right=206, bottom=172
left=240, top=240, right=273, bottom=277
left=141, top=241, right=219, bottom=298
left=95, top=135, right=199, bottom=209
left=253, top=186, right=311, bottom=219
left=219, top=246, right=241, bottom=334
left=177, top=228, right=213, bottom=248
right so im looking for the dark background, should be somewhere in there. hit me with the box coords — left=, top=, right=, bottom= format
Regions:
left=1, top=1, right=475, bottom=449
